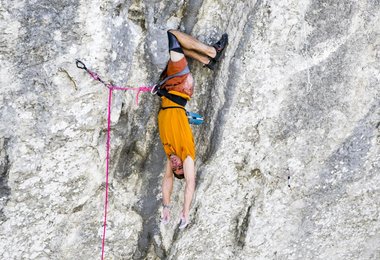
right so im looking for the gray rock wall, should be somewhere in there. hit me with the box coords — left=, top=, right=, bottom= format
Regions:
left=0, top=0, right=379, bottom=259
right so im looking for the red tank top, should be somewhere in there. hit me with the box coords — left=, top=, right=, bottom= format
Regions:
left=161, top=57, right=194, bottom=98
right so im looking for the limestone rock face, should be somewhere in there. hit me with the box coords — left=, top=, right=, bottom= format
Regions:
left=0, top=0, right=379, bottom=259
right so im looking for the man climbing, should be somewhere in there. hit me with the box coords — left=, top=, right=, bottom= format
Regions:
left=158, top=29, right=228, bottom=229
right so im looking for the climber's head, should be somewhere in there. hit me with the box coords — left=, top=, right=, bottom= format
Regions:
left=170, top=154, right=184, bottom=179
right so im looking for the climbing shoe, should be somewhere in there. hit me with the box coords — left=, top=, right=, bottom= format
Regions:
left=206, top=33, right=228, bottom=70
left=213, top=33, right=228, bottom=61
left=205, top=59, right=217, bottom=71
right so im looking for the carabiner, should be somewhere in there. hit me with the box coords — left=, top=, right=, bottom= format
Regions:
left=76, top=59, right=87, bottom=70
left=150, top=84, right=159, bottom=95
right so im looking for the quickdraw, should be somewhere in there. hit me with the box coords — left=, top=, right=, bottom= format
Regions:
left=75, top=59, right=152, bottom=105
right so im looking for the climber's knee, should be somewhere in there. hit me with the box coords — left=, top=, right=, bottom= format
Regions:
left=167, top=30, right=183, bottom=54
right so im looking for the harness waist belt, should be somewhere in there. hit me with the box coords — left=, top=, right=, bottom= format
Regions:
left=161, top=106, right=186, bottom=111
left=157, top=89, right=187, bottom=106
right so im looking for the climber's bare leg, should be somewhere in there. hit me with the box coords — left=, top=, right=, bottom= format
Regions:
left=168, top=29, right=216, bottom=59
left=183, top=49, right=210, bottom=65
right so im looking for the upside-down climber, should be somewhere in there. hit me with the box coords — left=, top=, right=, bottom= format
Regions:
left=157, top=29, right=228, bottom=229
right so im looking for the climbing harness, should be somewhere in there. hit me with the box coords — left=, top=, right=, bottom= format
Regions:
left=151, top=65, right=190, bottom=107
left=157, top=88, right=188, bottom=107
left=153, top=65, right=204, bottom=125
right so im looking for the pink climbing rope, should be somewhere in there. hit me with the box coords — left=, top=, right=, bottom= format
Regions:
left=109, top=85, right=152, bottom=105
left=101, top=87, right=112, bottom=260
left=75, top=60, right=152, bottom=259
left=101, top=84, right=151, bottom=260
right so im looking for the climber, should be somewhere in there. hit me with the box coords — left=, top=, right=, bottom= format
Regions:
left=158, top=29, right=228, bottom=229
